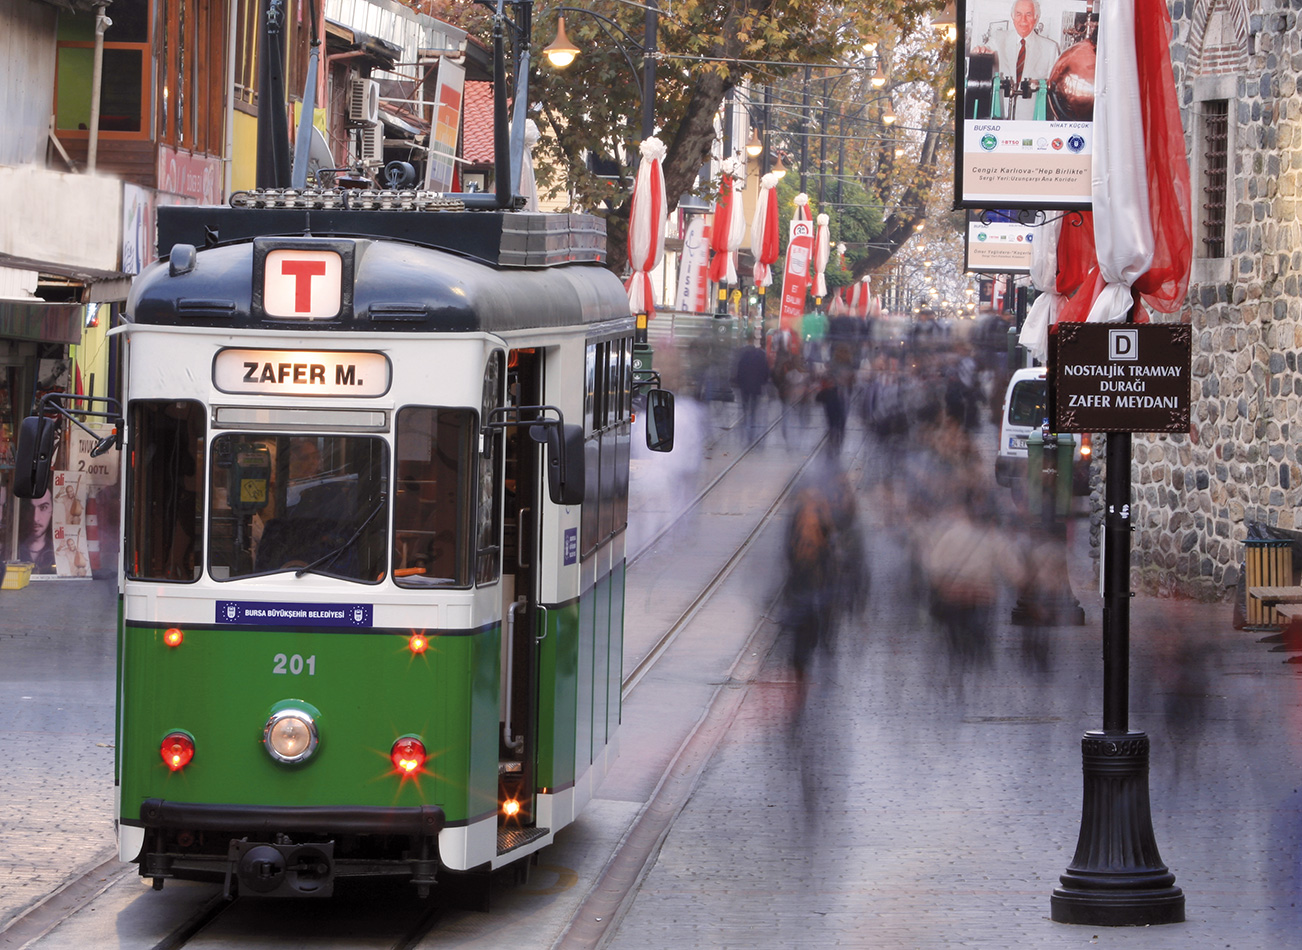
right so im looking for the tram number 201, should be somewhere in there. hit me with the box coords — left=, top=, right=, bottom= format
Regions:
left=272, top=653, right=317, bottom=676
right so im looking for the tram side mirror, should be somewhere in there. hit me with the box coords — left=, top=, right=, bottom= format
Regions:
left=228, top=443, right=272, bottom=514
left=531, top=422, right=585, bottom=507
left=644, top=389, right=675, bottom=453
left=13, top=416, right=59, bottom=498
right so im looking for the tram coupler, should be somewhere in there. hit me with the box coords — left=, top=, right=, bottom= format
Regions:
left=226, top=838, right=335, bottom=897
left=411, top=838, right=438, bottom=899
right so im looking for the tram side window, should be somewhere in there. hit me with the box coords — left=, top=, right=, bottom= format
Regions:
left=476, top=353, right=504, bottom=586
left=580, top=337, right=634, bottom=557
left=394, top=407, right=474, bottom=588
left=206, top=434, right=389, bottom=583
left=127, top=400, right=204, bottom=582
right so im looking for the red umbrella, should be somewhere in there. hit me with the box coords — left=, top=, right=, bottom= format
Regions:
left=626, top=137, right=667, bottom=318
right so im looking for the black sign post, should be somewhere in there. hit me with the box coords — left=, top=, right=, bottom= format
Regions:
left=1047, top=320, right=1189, bottom=926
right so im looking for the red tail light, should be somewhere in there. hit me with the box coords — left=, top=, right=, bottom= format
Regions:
left=161, top=732, right=195, bottom=771
left=408, top=633, right=428, bottom=654
left=164, top=628, right=184, bottom=647
left=391, top=736, right=426, bottom=774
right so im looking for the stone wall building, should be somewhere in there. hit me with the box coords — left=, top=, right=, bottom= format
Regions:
left=1124, top=0, right=1300, bottom=601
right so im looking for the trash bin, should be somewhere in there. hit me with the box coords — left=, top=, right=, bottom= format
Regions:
left=1244, top=538, right=1293, bottom=630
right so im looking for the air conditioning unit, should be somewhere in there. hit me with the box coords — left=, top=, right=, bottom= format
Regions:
left=358, top=123, right=384, bottom=163
left=349, top=78, right=380, bottom=124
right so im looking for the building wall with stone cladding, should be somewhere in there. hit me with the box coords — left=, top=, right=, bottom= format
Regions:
left=1127, top=0, right=1301, bottom=601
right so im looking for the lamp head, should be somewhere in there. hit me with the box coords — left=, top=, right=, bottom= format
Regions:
left=745, top=130, right=763, bottom=158
left=544, top=17, right=580, bottom=69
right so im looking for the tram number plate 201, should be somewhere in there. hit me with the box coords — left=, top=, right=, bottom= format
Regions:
left=273, top=653, right=317, bottom=676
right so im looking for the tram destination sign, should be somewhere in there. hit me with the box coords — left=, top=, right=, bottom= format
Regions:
left=1049, top=323, right=1191, bottom=434
left=214, top=348, right=391, bottom=397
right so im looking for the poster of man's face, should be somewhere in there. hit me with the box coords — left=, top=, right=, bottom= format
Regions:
left=956, top=0, right=1099, bottom=208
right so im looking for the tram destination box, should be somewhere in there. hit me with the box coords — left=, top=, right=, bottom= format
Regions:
left=1048, top=323, right=1192, bottom=434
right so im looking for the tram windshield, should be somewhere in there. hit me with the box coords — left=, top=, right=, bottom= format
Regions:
left=207, top=434, right=389, bottom=582
left=127, top=403, right=481, bottom=586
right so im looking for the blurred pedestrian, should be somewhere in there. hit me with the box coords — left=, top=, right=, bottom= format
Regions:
left=732, top=334, right=770, bottom=441
left=814, top=372, right=847, bottom=452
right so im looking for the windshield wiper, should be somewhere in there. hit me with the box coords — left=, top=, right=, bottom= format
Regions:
left=294, top=492, right=387, bottom=579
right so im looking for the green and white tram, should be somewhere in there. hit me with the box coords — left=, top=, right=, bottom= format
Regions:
left=17, top=196, right=673, bottom=897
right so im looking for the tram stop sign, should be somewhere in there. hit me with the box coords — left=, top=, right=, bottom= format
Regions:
left=1048, top=323, right=1192, bottom=434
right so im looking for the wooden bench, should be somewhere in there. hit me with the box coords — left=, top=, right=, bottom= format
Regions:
left=1247, top=585, right=1302, bottom=606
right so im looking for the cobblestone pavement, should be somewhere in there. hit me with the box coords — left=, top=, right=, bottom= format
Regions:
left=605, top=425, right=1302, bottom=950
left=0, top=577, right=119, bottom=929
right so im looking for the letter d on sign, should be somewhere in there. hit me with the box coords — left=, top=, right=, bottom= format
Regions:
left=1109, top=328, right=1139, bottom=361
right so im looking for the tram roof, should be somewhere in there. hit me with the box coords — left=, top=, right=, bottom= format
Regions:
left=130, top=206, right=632, bottom=333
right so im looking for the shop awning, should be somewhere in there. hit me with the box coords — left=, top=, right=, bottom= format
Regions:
left=0, top=300, right=82, bottom=344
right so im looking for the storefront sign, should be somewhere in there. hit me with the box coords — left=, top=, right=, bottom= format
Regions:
left=1049, top=323, right=1191, bottom=433
left=158, top=146, right=222, bottom=204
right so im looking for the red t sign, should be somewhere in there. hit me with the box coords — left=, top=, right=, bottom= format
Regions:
left=279, top=259, right=328, bottom=313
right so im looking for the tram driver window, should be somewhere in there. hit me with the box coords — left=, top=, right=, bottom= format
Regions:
left=127, top=400, right=205, bottom=582
left=206, top=433, right=388, bottom=582
left=394, top=407, right=474, bottom=588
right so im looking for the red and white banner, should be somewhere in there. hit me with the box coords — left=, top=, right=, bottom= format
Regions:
left=779, top=218, right=814, bottom=329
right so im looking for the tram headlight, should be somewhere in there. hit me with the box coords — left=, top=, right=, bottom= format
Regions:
left=264, top=708, right=319, bottom=764
left=160, top=731, right=195, bottom=771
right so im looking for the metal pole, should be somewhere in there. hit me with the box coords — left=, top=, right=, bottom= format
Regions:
left=87, top=1, right=111, bottom=173
left=641, top=0, right=657, bottom=142
left=799, top=65, right=810, bottom=195
left=1102, top=432, right=1131, bottom=731
left=1051, top=306, right=1184, bottom=925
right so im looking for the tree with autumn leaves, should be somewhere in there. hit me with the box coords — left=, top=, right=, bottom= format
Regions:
left=412, top=0, right=955, bottom=287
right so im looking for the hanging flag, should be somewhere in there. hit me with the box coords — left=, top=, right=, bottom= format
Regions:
left=626, top=137, right=668, bottom=318
left=725, top=171, right=745, bottom=286
left=750, top=172, right=780, bottom=288
left=813, top=213, right=830, bottom=303
left=707, top=158, right=739, bottom=288
left=1032, top=0, right=1191, bottom=346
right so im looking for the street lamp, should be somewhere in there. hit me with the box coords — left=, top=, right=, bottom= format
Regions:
left=544, top=1, right=659, bottom=143
left=542, top=17, right=579, bottom=67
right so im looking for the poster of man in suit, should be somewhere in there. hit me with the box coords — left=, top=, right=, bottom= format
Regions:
left=957, top=0, right=1098, bottom=208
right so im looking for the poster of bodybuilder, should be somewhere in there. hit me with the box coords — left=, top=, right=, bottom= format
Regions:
left=956, top=0, right=1098, bottom=208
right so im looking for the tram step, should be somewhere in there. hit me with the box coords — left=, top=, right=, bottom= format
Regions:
left=497, top=825, right=550, bottom=856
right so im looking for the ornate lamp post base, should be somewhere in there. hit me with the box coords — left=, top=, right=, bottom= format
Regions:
left=1051, top=731, right=1185, bottom=926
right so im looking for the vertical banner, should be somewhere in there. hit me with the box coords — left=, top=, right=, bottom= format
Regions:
left=778, top=219, right=814, bottom=329
left=956, top=0, right=1098, bottom=209
left=424, top=59, right=465, bottom=193
left=675, top=215, right=710, bottom=313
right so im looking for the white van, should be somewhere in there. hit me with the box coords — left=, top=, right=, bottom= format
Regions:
left=995, top=367, right=1091, bottom=495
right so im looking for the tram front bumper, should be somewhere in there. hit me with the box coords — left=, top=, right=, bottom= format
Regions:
left=131, top=800, right=446, bottom=896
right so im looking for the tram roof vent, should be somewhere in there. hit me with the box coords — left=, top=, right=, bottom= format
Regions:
left=156, top=204, right=607, bottom=269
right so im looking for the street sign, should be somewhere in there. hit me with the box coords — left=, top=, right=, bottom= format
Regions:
left=1049, top=323, right=1191, bottom=433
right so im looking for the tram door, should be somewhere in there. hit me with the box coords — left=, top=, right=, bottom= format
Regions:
left=500, top=348, right=543, bottom=826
